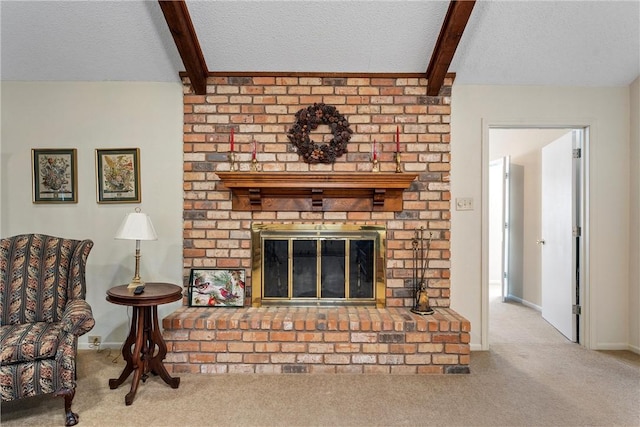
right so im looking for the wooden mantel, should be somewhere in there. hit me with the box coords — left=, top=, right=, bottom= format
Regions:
left=216, top=172, right=418, bottom=212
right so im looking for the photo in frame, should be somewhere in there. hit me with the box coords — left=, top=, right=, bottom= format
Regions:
left=96, top=148, right=141, bottom=203
left=188, top=268, right=246, bottom=307
left=32, top=148, right=78, bottom=203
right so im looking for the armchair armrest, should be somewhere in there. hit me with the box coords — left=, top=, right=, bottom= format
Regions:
left=61, top=299, right=95, bottom=337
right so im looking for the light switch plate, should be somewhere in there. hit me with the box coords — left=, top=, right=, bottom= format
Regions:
left=456, top=197, right=473, bottom=211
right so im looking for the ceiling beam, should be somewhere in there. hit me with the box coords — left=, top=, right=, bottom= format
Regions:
left=158, top=1, right=208, bottom=95
left=426, top=0, right=476, bottom=96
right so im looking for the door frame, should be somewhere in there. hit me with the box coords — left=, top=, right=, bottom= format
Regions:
left=480, top=119, right=591, bottom=351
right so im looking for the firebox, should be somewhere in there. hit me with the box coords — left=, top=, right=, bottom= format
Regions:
left=251, top=224, right=386, bottom=307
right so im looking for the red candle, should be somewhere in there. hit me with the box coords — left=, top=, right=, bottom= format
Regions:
left=396, top=126, right=400, bottom=152
left=373, top=139, right=377, bottom=160
left=230, top=128, right=235, bottom=152
left=252, top=140, right=257, bottom=160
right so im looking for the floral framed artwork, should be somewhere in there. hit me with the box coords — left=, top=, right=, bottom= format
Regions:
left=188, top=268, right=246, bottom=307
left=32, top=148, right=78, bottom=203
left=96, top=148, right=141, bottom=203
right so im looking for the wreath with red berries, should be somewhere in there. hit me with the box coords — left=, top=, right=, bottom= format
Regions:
left=287, top=103, right=353, bottom=164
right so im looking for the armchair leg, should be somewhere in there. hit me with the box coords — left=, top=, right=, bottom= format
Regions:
left=54, top=388, right=79, bottom=426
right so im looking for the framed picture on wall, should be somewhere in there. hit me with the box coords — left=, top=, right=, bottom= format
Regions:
left=31, top=148, right=78, bottom=203
left=188, top=268, right=246, bottom=307
left=96, top=148, right=141, bottom=203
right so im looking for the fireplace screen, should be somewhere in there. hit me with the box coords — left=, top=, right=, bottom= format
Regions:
left=252, top=224, right=385, bottom=307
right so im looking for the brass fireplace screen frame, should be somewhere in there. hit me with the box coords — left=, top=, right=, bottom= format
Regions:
left=251, top=224, right=386, bottom=308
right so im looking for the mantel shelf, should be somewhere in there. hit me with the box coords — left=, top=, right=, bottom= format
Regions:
left=216, top=172, right=418, bottom=212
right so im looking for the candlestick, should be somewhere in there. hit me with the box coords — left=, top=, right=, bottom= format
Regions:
left=228, top=151, right=237, bottom=171
left=396, top=125, right=400, bottom=153
left=371, top=139, right=379, bottom=173
left=251, top=140, right=259, bottom=172
left=230, top=128, right=234, bottom=152
left=395, top=151, right=402, bottom=173
left=371, top=157, right=379, bottom=173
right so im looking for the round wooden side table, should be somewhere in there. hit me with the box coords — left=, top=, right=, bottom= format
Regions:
left=106, top=282, right=182, bottom=405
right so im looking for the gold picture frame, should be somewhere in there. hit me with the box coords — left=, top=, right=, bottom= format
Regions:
left=32, top=148, right=78, bottom=203
left=96, top=148, right=141, bottom=203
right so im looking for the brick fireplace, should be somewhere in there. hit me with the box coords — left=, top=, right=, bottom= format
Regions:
left=162, top=74, right=471, bottom=374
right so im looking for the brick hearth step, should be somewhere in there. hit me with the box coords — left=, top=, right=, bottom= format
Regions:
left=162, top=306, right=470, bottom=374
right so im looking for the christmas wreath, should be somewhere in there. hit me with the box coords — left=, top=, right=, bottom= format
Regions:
left=287, top=103, right=353, bottom=164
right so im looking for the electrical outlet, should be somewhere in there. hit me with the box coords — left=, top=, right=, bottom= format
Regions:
left=88, top=335, right=101, bottom=349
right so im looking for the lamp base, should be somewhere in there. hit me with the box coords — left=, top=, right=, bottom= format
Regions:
left=127, top=279, right=145, bottom=290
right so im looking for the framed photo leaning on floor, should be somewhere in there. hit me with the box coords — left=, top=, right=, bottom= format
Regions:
left=188, top=268, right=246, bottom=307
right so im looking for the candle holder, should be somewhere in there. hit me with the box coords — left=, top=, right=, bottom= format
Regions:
left=371, top=156, right=379, bottom=173
left=228, top=152, right=237, bottom=171
left=394, top=152, right=402, bottom=173
left=251, top=157, right=260, bottom=172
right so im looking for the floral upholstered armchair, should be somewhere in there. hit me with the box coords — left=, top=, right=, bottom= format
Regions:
left=0, top=234, right=95, bottom=426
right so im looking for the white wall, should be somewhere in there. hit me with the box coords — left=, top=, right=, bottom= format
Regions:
left=451, top=85, right=632, bottom=351
left=630, top=77, right=640, bottom=353
left=0, top=82, right=184, bottom=349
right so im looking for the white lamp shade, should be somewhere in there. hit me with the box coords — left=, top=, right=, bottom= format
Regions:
left=114, top=212, right=158, bottom=241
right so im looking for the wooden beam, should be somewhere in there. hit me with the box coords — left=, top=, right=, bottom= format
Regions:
left=426, top=0, right=475, bottom=96
left=158, top=1, right=208, bottom=95
left=180, top=71, right=456, bottom=82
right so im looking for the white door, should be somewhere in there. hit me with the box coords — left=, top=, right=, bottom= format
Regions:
left=541, top=133, right=577, bottom=341
left=489, top=158, right=507, bottom=300
left=500, top=157, right=510, bottom=302
left=489, top=156, right=524, bottom=303
left=507, top=163, right=524, bottom=301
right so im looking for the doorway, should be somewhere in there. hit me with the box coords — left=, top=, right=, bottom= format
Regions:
left=486, top=127, right=587, bottom=346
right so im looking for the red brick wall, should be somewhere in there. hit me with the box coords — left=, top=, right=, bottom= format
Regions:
left=182, top=75, right=452, bottom=308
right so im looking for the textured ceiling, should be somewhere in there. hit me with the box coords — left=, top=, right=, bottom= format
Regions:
left=1, top=1, right=638, bottom=87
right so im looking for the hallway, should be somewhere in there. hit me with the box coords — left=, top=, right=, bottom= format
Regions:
left=489, top=283, right=569, bottom=345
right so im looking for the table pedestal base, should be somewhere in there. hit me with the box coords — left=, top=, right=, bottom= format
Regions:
left=109, top=305, right=180, bottom=405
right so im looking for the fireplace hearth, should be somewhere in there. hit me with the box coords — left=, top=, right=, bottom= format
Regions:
left=251, top=224, right=386, bottom=307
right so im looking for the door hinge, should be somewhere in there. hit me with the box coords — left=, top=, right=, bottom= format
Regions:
left=573, top=148, right=582, bottom=159
left=572, top=304, right=582, bottom=315
left=573, top=226, right=582, bottom=237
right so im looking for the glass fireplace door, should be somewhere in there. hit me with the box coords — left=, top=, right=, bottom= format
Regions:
left=252, top=224, right=386, bottom=307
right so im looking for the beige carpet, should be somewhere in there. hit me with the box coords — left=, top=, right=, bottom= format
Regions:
left=2, top=295, right=639, bottom=427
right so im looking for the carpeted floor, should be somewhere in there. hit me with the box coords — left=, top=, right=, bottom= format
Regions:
left=2, top=294, right=639, bottom=426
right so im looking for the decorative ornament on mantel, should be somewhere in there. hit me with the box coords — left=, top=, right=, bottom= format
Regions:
left=287, top=103, right=353, bottom=164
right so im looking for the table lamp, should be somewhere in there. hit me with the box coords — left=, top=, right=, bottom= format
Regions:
left=115, top=207, right=157, bottom=289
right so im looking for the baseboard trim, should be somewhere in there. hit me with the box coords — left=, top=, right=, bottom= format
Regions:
left=593, top=342, right=631, bottom=351
left=627, top=344, right=640, bottom=354
left=504, top=295, right=542, bottom=312
left=505, top=295, right=522, bottom=303
left=520, top=298, right=542, bottom=312
left=470, top=343, right=483, bottom=352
